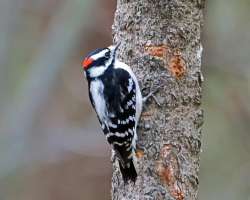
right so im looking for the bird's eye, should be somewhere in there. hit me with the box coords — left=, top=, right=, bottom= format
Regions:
left=105, top=52, right=110, bottom=58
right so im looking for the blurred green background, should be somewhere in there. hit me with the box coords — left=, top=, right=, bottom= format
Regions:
left=0, top=0, right=249, bottom=199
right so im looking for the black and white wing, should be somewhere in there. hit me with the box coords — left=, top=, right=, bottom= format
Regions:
left=103, top=68, right=137, bottom=160
left=88, top=65, right=141, bottom=182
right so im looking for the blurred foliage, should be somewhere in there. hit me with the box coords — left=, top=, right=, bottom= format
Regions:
left=0, top=0, right=249, bottom=199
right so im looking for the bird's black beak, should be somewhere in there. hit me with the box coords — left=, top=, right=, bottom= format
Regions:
left=114, top=42, right=121, bottom=52
left=109, top=42, right=121, bottom=56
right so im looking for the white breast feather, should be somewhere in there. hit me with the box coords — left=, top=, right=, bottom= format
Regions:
left=90, top=79, right=107, bottom=123
left=88, top=65, right=108, bottom=78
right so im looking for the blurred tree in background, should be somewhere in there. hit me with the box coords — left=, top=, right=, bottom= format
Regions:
left=0, top=0, right=249, bottom=200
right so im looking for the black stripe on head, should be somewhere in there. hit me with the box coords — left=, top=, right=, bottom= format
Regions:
left=87, top=48, right=111, bottom=67
left=86, top=48, right=106, bottom=58
left=92, top=57, right=106, bottom=67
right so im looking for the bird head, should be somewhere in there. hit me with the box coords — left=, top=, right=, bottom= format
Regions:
left=82, top=43, right=121, bottom=78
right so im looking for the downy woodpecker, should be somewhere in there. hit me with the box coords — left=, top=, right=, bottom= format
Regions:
left=82, top=43, right=142, bottom=183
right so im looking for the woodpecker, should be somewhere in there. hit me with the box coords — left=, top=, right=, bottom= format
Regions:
left=81, top=43, right=142, bottom=183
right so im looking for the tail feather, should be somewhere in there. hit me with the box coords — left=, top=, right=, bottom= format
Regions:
left=118, top=159, right=137, bottom=183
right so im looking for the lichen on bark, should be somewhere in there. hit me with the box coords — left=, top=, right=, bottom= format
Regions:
left=112, top=0, right=205, bottom=199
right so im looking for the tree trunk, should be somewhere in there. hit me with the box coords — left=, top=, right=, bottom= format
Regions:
left=112, top=0, right=205, bottom=199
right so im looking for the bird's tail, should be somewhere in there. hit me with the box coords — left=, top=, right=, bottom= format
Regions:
left=118, top=159, right=137, bottom=183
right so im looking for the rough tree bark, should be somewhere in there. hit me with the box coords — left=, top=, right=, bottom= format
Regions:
left=112, top=0, right=204, bottom=200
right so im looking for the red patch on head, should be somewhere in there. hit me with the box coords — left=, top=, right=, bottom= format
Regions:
left=82, top=57, right=94, bottom=70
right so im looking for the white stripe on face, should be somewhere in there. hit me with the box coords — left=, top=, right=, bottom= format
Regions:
left=88, top=65, right=107, bottom=77
left=91, top=49, right=109, bottom=60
